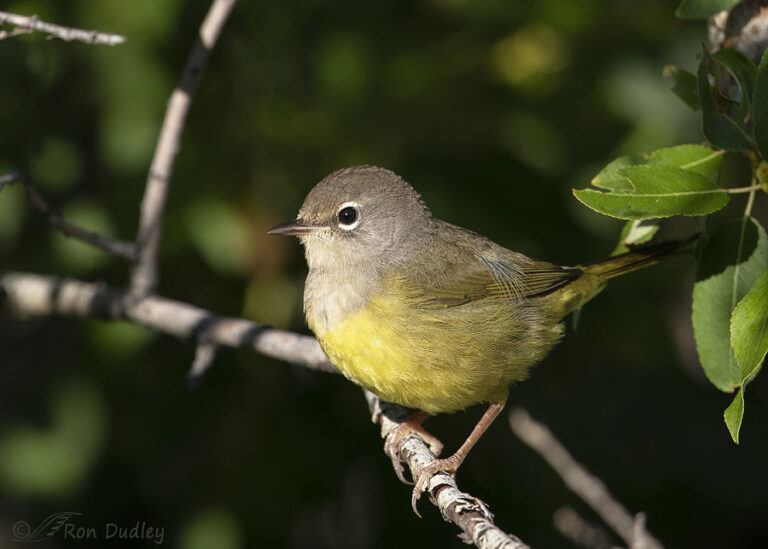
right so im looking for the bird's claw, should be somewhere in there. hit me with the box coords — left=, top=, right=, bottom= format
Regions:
left=384, top=417, right=444, bottom=485
left=384, top=433, right=411, bottom=484
left=409, top=458, right=459, bottom=516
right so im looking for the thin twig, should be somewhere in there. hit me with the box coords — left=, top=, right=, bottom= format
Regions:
left=552, top=507, right=613, bottom=549
left=187, top=342, right=219, bottom=387
left=631, top=513, right=653, bottom=549
left=508, top=408, right=663, bottom=549
left=367, top=393, right=530, bottom=549
left=0, top=272, right=334, bottom=373
left=0, top=11, right=125, bottom=45
left=0, top=172, right=137, bottom=260
left=130, top=0, right=238, bottom=297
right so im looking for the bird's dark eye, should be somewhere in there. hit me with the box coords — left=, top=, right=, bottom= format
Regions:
left=338, top=206, right=358, bottom=226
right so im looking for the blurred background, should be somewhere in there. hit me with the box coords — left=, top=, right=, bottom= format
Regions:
left=1, top=0, right=767, bottom=547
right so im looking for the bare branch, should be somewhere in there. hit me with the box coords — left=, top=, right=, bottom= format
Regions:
left=0, top=11, right=125, bottom=45
left=368, top=393, right=530, bottom=549
left=553, top=507, right=613, bottom=549
left=508, top=408, right=663, bottom=549
left=1, top=269, right=529, bottom=548
left=187, top=342, right=218, bottom=387
left=631, top=513, right=654, bottom=549
left=0, top=172, right=137, bottom=260
left=0, top=271, right=334, bottom=373
left=130, top=0, right=238, bottom=297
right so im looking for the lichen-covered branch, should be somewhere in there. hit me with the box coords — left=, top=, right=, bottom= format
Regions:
left=0, top=11, right=125, bottom=45
left=0, top=269, right=529, bottom=548
left=1, top=271, right=668, bottom=549
left=367, top=393, right=530, bottom=549
left=708, top=0, right=768, bottom=63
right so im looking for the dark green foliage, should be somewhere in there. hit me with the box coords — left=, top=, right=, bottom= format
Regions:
left=581, top=38, right=768, bottom=444
left=753, top=49, right=768, bottom=161
left=675, top=0, right=740, bottom=19
left=664, top=65, right=701, bottom=110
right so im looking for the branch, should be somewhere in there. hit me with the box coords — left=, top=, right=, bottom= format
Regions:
left=0, top=271, right=334, bottom=373
left=508, top=408, right=663, bottom=549
left=368, top=393, right=530, bottom=549
left=0, top=269, right=529, bottom=548
left=0, top=11, right=125, bottom=45
left=188, top=342, right=219, bottom=387
left=130, top=0, right=238, bottom=297
left=708, top=0, right=768, bottom=64
left=553, top=507, right=613, bottom=549
left=0, top=172, right=137, bottom=261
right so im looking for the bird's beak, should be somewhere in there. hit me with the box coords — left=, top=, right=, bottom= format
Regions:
left=267, top=218, right=320, bottom=236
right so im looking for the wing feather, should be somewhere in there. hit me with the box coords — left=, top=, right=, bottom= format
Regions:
left=407, top=253, right=581, bottom=309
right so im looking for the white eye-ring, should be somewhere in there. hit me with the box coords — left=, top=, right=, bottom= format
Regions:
left=337, top=201, right=361, bottom=231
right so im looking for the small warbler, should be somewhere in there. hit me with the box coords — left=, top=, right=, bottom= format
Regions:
left=270, top=166, right=690, bottom=511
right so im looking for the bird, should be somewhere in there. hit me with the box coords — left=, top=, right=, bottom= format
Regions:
left=269, top=165, right=690, bottom=512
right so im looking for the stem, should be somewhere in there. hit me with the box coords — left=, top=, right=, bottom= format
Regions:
left=743, top=187, right=756, bottom=216
left=723, top=183, right=764, bottom=194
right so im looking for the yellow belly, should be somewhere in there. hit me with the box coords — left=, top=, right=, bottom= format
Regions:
left=312, top=293, right=561, bottom=414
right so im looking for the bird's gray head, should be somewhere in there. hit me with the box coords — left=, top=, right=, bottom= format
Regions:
left=269, top=166, right=433, bottom=271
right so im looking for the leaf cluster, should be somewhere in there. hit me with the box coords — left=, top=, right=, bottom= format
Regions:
left=574, top=33, right=768, bottom=442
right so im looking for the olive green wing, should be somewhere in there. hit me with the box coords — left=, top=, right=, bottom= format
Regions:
left=407, top=252, right=582, bottom=309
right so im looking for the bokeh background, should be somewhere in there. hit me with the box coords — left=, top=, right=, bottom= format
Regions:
left=1, top=0, right=767, bottom=547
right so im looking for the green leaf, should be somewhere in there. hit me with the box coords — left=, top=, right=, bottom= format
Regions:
left=753, top=48, right=768, bottom=161
left=731, top=268, right=768, bottom=377
left=590, top=153, right=647, bottom=191
left=651, top=145, right=725, bottom=176
left=698, top=49, right=755, bottom=151
left=676, top=0, right=740, bottom=19
left=591, top=145, right=724, bottom=192
left=724, top=387, right=744, bottom=443
left=692, top=217, right=768, bottom=392
left=712, top=48, right=757, bottom=112
left=575, top=164, right=729, bottom=220
left=663, top=65, right=700, bottom=110
left=612, top=220, right=660, bottom=255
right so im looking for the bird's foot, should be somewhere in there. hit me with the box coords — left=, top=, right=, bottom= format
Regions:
left=384, top=412, right=444, bottom=485
left=410, top=454, right=464, bottom=516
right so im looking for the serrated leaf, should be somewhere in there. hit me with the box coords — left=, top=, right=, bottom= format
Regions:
left=731, top=268, right=768, bottom=377
left=692, top=217, right=768, bottom=392
left=698, top=49, right=755, bottom=151
left=663, top=65, right=700, bottom=110
left=591, top=145, right=723, bottom=192
left=753, top=48, right=768, bottom=161
left=724, top=387, right=744, bottom=443
left=612, top=220, right=660, bottom=255
left=712, top=48, right=757, bottom=112
left=676, top=0, right=740, bottom=19
left=575, top=164, right=729, bottom=220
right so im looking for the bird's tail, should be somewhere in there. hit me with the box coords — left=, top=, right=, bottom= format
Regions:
left=578, top=234, right=699, bottom=281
